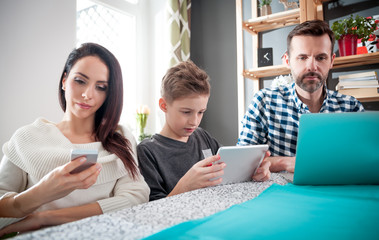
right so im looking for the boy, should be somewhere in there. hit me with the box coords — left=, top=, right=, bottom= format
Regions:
left=137, top=61, right=271, bottom=201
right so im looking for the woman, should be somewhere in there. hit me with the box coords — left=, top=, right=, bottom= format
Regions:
left=0, top=43, right=149, bottom=236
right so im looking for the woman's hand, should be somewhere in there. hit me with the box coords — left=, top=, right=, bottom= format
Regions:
left=0, top=212, right=45, bottom=237
left=34, top=157, right=102, bottom=203
left=1, top=157, right=101, bottom=218
left=169, top=155, right=226, bottom=196
left=0, top=202, right=103, bottom=237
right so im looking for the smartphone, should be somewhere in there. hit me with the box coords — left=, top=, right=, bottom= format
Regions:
left=70, top=149, right=98, bottom=174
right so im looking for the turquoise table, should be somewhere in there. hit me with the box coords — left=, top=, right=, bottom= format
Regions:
left=146, top=183, right=379, bottom=240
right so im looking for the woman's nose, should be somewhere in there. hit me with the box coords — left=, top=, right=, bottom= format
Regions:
left=82, top=87, right=94, bottom=99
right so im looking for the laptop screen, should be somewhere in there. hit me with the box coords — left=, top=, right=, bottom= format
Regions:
left=293, top=111, right=379, bottom=185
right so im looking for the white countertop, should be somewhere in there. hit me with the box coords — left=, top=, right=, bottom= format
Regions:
left=14, top=173, right=290, bottom=240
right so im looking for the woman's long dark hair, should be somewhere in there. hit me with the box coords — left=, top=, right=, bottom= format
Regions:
left=59, top=42, right=138, bottom=179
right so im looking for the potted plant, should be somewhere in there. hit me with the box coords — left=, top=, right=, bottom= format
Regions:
left=259, top=0, right=272, bottom=16
left=331, top=14, right=378, bottom=56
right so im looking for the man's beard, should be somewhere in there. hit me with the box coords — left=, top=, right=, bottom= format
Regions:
left=295, top=72, right=325, bottom=93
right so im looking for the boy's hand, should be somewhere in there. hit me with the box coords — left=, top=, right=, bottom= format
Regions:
left=252, top=151, right=271, bottom=181
left=170, top=155, right=226, bottom=196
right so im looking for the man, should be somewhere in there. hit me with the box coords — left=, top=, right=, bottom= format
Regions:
left=237, top=20, right=364, bottom=173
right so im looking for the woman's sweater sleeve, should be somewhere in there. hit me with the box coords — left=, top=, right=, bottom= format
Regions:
left=0, top=156, right=28, bottom=229
left=0, top=156, right=27, bottom=197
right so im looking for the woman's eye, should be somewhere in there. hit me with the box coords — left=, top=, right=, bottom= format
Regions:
left=74, top=78, right=86, bottom=85
left=96, top=85, right=108, bottom=92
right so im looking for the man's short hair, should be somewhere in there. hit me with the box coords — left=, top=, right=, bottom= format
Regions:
left=287, top=20, right=335, bottom=56
left=161, top=60, right=210, bottom=103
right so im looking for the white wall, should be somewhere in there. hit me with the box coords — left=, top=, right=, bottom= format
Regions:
left=0, top=0, right=76, bottom=147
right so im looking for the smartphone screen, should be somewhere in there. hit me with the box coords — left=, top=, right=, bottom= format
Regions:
left=70, top=149, right=98, bottom=174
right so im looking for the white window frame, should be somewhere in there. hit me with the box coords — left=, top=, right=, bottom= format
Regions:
left=77, top=0, right=169, bottom=138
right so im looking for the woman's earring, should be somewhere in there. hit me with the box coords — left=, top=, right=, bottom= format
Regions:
left=62, top=86, right=65, bottom=91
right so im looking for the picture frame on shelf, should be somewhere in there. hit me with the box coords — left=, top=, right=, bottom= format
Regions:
left=258, top=48, right=273, bottom=67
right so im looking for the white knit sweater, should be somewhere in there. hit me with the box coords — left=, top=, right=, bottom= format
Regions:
left=0, top=118, right=149, bottom=225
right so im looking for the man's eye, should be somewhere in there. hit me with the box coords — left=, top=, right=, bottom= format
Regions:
left=317, top=56, right=327, bottom=61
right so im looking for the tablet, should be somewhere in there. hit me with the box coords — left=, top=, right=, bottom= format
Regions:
left=215, top=145, right=269, bottom=185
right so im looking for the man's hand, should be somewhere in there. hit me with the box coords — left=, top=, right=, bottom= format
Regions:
left=267, top=156, right=296, bottom=172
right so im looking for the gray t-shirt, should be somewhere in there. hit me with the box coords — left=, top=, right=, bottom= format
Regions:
left=137, top=127, right=221, bottom=201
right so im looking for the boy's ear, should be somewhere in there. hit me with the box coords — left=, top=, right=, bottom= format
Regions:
left=159, top=98, right=168, bottom=112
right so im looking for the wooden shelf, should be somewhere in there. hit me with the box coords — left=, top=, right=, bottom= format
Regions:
left=357, top=95, right=379, bottom=103
left=244, top=52, right=379, bottom=80
left=333, top=52, right=379, bottom=69
left=244, top=65, right=290, bottom=79
left=243, top=9, right=300, bottom=34
left=237, top=0, right=378, bottom=106
left=242, top=0, right=329, bottom=34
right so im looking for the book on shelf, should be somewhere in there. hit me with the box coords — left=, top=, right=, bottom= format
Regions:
left=338, top=71, right=378, bottom=81
left=336, top=83, right=379, bottom=90
left=339, top=87, right=379, bottom=99
left=337, top=79, right=378, bottom=86
left=336, top=71, right=379, bottom=91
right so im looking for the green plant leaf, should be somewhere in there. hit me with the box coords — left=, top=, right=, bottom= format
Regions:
left=331, top=14, right=378, bottom=42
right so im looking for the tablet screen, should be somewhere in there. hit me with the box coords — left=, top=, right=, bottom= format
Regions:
left=216, top=145, right=268, bottom=185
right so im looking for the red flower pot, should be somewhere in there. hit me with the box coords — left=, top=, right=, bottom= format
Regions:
left=338, top=34, right=358, bottom=56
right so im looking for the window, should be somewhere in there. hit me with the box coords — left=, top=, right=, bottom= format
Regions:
left=77, top=0, right=169, bottom=139
left=76, top=0, right=137, bottom=131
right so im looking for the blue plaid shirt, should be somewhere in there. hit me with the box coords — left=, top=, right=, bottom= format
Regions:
left=237, top=83, right=364, bottom=156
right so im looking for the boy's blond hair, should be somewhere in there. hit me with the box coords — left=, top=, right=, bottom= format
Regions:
left=161, top=60, right=210, bottom=103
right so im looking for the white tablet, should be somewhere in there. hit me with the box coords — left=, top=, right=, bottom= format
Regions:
left=215, top=145, right=269, bottom=185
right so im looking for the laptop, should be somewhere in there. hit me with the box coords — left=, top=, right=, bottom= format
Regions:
left=293, top=111, right=379, bottom=185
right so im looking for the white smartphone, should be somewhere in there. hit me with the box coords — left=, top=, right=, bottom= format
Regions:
left=70, top=149, right=98, bottom=174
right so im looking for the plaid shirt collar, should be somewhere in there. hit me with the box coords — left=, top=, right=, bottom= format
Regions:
left=289, top=82, right=330, bottom=113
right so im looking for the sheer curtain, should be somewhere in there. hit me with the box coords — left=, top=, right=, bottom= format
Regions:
left=151, top=0, right=193, bottom=134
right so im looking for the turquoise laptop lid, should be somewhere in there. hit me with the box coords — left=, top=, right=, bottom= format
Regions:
left=293, top=111, right=379, bottom=185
